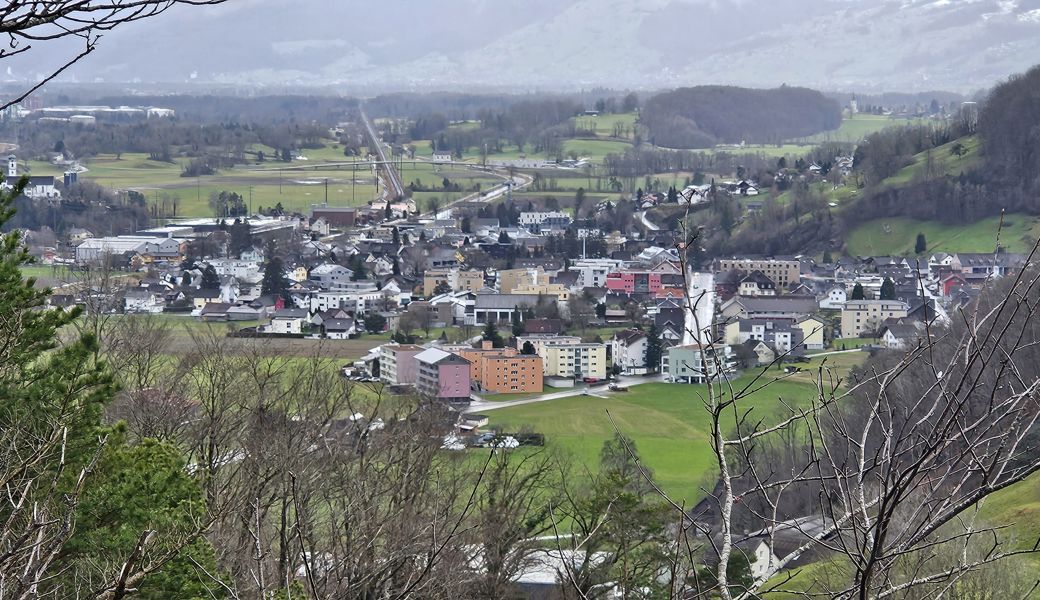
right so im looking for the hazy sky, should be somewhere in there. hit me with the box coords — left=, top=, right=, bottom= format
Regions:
left=8, top=0, right=1040, bottom=93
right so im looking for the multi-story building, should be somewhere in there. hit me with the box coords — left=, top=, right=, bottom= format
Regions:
left=570, top=259, right=624, bottom=289
left=664, top=344, right=736, bottom=384
left=518, top=211, right=572, bottom=233
left=512, top=281, right=570, bottom=302
left=541, top=343, right=608, bottom=379
left=308, top=264, right=354, bottom=290
left=379, top=344, right=425, bottom=385
left=716, top=257, right=801, bottom=288
left=414, top=348, right=472, bottom=403
left=611, top=329, right=649, bottom=374
left=605, top=271, right=664, bottom=294
left=516, top=334, right=583, bottom=356
left=424, top=268, right=486, bottom=297
left=458, top=342, right=543, bottom=394
left=499, top=267, right=549, bottom=294
left=840, top=300, right=909, bottom=338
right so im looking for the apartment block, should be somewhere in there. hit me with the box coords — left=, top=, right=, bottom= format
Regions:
left=414, top=348, right=472, bottom=403
left=716, top=257, right=801, bottom=288
left=541, top=343, right=608, bottom=379
left=840, top=300, right=909, bottom=338
left=379, top=344, right=425, bottom=385
left=458, top=341, right=543, bottom=394
left=423, top=268, right=485, bottom=297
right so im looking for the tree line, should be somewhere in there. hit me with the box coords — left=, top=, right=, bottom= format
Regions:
left=640, top=85, right=842, bottom=149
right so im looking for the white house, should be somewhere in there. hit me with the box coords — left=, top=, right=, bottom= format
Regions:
left=266, top=308, right=307, bottom=334
left=818, top=285, right=847, bottom=310
left=123, top=289, right=165, bottom=314
left=611, top=329, right=649, bottom=375
left=309, top=264, right=354, bottom=290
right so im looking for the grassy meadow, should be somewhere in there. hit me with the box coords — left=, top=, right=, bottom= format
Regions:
left=485, top=377, right=828, bottom=504
left=845, top=213, right=1040, bottom=256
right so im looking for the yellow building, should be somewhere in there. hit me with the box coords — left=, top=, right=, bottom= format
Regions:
left=840, top=300, right=908, bottom=338
left=423, top=268, right=485, bottom=297
left=794, top=316, right=827, bottom=350
left=512, top=281, right=570, bottom=302
left=498, top=267, right=548, bottom=294
left=541, top=343, right=608, bottom=379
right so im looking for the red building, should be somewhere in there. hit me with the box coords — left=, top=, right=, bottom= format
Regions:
left=605, top=271, right=664, bottom=294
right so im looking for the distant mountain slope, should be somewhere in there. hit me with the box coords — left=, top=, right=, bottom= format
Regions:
left=6, top=0, right=1040, bottom=92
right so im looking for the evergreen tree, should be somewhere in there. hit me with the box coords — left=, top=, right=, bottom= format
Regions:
left=880, top=277, right=896, bottom=300
left=483, top=320, right=504, bottom=348
left=511, top=306, right=523, bottom=336
left=392, top=226, right=400, bottom=246
left=498, top=230, right=511, bottom=244
left=915, top=232, right=927, bottom=254
left=200, top=264, right=220, bottom=289
left=0, top=182, right=215, bottom=597
left=574, top=187, right=587, bottom=218
left=461, top=216, right=472, bottom=233
left=261, top=242, right=289, bottom=298
left=645, top=323, right=663, bottom=373
left=392, top=257, right=401, bottom=275
left=851, top=282, right=865, bottom=300
left=521, top=341, right=536, bottom=355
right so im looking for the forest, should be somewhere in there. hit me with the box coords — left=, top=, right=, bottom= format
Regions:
left=640, top=85, right=842, bottom=148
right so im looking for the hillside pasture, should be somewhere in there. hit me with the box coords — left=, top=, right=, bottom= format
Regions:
left=845, top=213, right=1040, bottom=256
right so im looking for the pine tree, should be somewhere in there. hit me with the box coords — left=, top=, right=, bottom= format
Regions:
left=645, top=323, right=663, bottom=373
left=200, top=264, right=220, bottom=289
left=851, top=282, right=865, bottom=300
left=261, top=242, right=289, bottom=298
left=880, top=277, right=896, bottom=300
left=483, top=320, right=504, bottom=348
left=521, top=341, right=536, bottom=355
left=511, top=306, right=523, bottom=336
left=392, top=226, right=400, bottom=246
left=0, top=182, right=215, bottom=597
left=915, top=232, right=927, bottom=254
left=498, top=230, right=511, bottom=244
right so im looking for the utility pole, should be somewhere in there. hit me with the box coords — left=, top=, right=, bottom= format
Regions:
left=248, top=186, right=253, bottom=215
left=324, top=178, right=328, bottom=205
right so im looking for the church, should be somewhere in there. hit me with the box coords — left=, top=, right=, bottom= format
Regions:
left=2, top=154, right=60, bottom=200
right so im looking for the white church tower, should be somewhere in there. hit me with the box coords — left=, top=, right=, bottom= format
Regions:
left=7, top=154, right=16, bottom=178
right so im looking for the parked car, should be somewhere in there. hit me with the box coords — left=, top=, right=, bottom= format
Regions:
left=608, top=383, right=629, bottom=392
left=582, top=377, right=600, bottom=384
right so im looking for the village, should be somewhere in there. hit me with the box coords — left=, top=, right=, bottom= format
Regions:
left=20, top=169, right=1024, bottom=435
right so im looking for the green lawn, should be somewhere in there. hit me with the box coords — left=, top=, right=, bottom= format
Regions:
left=485, top=377, right=821, bottom=504
left=845, top=213, right=1040, bottom=256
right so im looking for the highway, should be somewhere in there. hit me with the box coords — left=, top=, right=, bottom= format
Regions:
left=358, top=106, right=404, bottom=199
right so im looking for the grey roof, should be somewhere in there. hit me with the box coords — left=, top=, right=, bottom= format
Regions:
left=732, top=295, right=819, bottom=314
left=415, top=347, right=469, bottom=366
left=272, top=308, right=308, bottom=318
left=474, top=293, right=542, bottom=309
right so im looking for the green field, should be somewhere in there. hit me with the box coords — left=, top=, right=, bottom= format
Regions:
left=788, top=114, right=907, bottom=145
left=845, top=213, right=1040, bottom=256
left=572, top=112, right=640, bottom=139
left=883, top=135, right=981, bottom=186
left=27, top=150, right=505, bottom=219
left=485, top=378, right=821, bottom=503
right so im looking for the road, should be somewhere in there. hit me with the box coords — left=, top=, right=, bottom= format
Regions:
left=636, top=210, right=660, bottom=231
left=683, top=271, right=716, bottom=346
left=358, top=106, right=404, bottom=199
left=468, top=374, right=664, bottom=413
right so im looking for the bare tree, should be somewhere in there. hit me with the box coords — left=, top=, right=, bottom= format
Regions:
left=663, top=220, right=1040, bottom=599
left=0, top=0, right=227, bottom=111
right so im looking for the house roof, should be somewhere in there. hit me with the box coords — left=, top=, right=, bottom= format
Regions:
left=613, top=328, right=647, bottom=344
left=415, top=348, right=469, bottom=366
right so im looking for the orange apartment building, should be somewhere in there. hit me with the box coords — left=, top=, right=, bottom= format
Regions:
left=458, top=341, right=543, bottom=394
